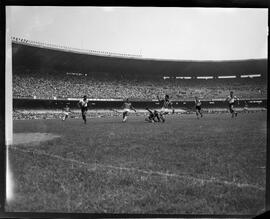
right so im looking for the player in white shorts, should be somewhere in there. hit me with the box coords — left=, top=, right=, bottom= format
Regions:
left=122, top=98, right=136, bottom=122
left=194, top=96, right=203, bottom=119
left=225, top=91, right=239, bottom=118
left=62, top=104, right=71, bottom=121
left=243, top=100, right=249, bottom=113
left=157, top=94, right=174, bottom=122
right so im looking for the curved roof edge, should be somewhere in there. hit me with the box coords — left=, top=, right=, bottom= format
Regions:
left=11, top=38, right=142, bottom=59
left=11, top=38, right=267, bottom=63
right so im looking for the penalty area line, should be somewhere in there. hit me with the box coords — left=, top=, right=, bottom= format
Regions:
left=9, top=146, right=265, bottom=191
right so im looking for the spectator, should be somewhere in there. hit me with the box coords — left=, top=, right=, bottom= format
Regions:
left=13, top=73, right=267, bottom=100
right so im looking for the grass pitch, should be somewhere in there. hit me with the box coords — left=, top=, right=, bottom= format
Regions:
left=6, top=112, right=266, bottom=214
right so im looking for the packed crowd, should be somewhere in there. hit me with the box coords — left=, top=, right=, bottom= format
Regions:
left=13, top=110, right=148, bottom=120
left=13, top=73, right=267, bottom=100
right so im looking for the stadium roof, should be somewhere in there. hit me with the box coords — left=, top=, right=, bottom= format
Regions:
left=12, top=42, right=267, bottom=78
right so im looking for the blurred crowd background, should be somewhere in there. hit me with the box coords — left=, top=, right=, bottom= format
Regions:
left=13, top=73, right=266, bottom=100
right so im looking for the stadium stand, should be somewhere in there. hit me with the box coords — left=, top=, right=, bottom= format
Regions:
left=13, top=72, right=266, bottom=100
left=12, top=39, right=267, bottom=101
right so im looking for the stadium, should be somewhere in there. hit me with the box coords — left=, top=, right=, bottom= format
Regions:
left=7, top=7, right=267, bottom=215
left=8, top=37, right=267, bottom=214
left=12, top=37, right=267, bottom=115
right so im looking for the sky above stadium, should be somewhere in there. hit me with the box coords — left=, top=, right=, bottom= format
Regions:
left=6, top=6, right=268, bottom=61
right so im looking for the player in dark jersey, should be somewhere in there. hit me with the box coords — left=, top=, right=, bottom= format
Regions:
left=145, top=107, right=161, bottom=123
left=157, top=94, right=174, bottom=122
left=225, top=91, right=239, bottom=118
left=194, top=96, right=203, bottom=119
left=243, top=100, right=249, bottom=113
left=122, top=98, right=136, bottom=122
left=77, top=95, right=88, bottom=124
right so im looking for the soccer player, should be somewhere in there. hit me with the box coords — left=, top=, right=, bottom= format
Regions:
left=62, top=104, right=71, bottom=121
left=225, top=91, right=239, bottom=118
left=78, top=95, right=88, bottom=124
left=122, top=98, right=136, bottom=122
left=157, top=94, right=174, bottom=122
left=145, top=107, right=161, bottom=123
left=243, top=100, right=249, bottom=113
left=194, top=96, right=203, bottom=119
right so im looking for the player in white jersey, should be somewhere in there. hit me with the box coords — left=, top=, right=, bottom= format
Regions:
left=78, top=95, right=89, bottom=124
left=122, top=98, right=136, bottom=122
left=194, top=96, right=203, bottom=119
left=157, top=94, right=174, bottom=122
left=225, top=91, right=239, bottom=118
left=62, top=104, right=71, bottom=121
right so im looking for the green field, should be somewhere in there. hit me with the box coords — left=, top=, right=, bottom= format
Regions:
left=6, top=112, right=266, bottom=214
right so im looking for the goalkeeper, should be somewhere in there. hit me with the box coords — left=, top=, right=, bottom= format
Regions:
left=145, top=108, right=161, bottom=123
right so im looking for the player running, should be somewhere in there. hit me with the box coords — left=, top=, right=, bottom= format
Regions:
left=78, top=95, right=88, bottom=124
left=157, top=94, right=174, bottom=122
left=62, top=104, right=71, bottom=121
left=145, top=107, right=161, bottom=123
left=194, top=96, right=203, bottom=119
left=225, top=91, right=239, bottom=118
left=122, top=98, right=136, bottom=122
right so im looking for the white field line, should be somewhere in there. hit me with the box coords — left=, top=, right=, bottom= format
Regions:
left=9, top=146, right=265, bottom=191
left=9, top=146, right=97, bottom=170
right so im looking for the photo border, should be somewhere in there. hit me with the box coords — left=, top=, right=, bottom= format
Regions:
left=0, top=0, right=269, bottom=218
